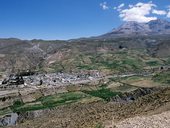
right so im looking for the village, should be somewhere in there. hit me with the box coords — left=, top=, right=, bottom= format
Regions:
left=1, top=65, right=170, bottom=90
left=0, top=71, right=102, bottom=90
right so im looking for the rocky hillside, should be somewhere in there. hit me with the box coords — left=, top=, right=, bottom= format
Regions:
left=0, top=36, right=170, bottom=75
left=0, top=39, right=67, bottom=73
left=0, top=19, right=170, bottom=75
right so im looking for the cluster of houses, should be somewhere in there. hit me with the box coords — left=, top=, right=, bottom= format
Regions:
left=0, top=71, right=102, bottom=89
left=1, top=65, right=169, bottom=90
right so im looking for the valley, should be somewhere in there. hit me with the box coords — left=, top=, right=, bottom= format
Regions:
left=0, top=19, right=170, bottom=128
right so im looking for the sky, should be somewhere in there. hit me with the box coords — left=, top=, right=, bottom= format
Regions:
left=0, top=0, right=170, bottom=40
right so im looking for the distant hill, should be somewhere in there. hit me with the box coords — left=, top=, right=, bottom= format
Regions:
left=0, top=19, right=170, bottom=74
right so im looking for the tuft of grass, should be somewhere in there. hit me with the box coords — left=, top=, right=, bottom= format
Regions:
left=95, top=123, right=104, bottom=128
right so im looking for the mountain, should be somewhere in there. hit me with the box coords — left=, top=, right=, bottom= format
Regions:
left=148, top=19, right=170, bottom=34
left=99, top=19, right=170, bottom=38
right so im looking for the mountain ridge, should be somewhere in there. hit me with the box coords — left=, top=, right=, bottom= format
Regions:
left=97, top=19, right=170, bottom=39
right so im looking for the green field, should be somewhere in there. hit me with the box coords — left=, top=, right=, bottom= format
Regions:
left=152, top=72, right=170, bottom=84
left=11, top=91, right=89, bottom=112
left=0, top=87, right=122, bottom=115
left=82, top=88, right=121, bottom=101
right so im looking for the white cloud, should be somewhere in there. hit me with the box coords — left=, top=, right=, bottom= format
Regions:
left=100, top=2, right=109, bottom=10
left=152, top=9, right=167, bottom=15
left=118, top=3, right=125, bottom=9
left=114, top=3, right=125, bottom=11
left=113, top=7, right=117, bottom=10
left=167, top=12, right=170, bottom=18
left=118, top=1, right=157, bottom=23
left=167, top=6, right=170, bottom=18
left=129, top=4, right=133, bottom=8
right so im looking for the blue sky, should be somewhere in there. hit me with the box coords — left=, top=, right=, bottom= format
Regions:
left=0, top=0, right=170, bottom=40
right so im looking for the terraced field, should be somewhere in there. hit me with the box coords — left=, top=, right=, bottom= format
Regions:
left=6, top=87, right=170, bottom=128
left=1, top=71, right=169, bottom=117
left=0, top=86, right=120, bottom=116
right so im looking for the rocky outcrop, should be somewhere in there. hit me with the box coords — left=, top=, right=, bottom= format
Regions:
left=0, top=113, right=18, bottom=126
left=0, top=109, right=55, bottom=127
left=112, top=87, right=160, bottom=103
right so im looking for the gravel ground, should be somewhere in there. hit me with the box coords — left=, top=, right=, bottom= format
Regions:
left=115, top=111, right=170, bottom=128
